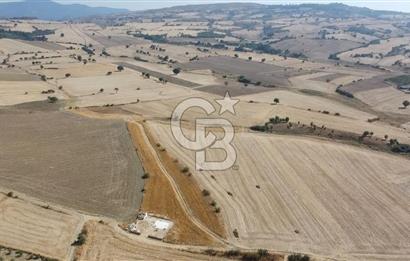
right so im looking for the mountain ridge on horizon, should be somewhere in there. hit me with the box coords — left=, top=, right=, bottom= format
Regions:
left=0, top=0, right=128, bottom=20
left=0, top=0, right=408, bottom=22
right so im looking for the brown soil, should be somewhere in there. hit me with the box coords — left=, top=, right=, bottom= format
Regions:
left=143, top=123, right=226, bottom=239
left=0, top=109, right=144, bottom=220
left=127, top=122, right=216, bottom=246
left=181, top=55, right=295, bottom=87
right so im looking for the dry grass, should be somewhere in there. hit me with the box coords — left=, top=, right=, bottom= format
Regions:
left=0, top=81, right=66, bottom=106
left=0, top=193, right=82, bottom=260
left=355, top=86, right=410, bottom=115
left=78, top=221, right=221, bottom=260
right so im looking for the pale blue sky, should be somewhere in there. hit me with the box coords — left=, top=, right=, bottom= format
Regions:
left=2, top=0, right=410, bottom=12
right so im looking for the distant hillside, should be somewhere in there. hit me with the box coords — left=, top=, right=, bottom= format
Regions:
left=151, top=3, right=406, bottom=18
left=0, top=0, right=128, bottom=20
left=92, top=2, right=407, bottom=24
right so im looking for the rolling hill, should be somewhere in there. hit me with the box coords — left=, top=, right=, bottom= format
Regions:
left=0, top=0, right=128, bottom=20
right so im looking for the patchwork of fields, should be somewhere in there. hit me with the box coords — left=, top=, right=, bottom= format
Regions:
left=1, top=4, right=410, bottom=260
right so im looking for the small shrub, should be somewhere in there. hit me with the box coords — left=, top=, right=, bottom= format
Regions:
left=142, top=173, right=150, bottom=179
left=241, top=253, right=259, bottom=261
left=233, top=229, right=239, bottom=238
left=72, top=228, right=87, bottom=246
left=288, top=253, right=310, bottom=261
left=204, top=249, right=217, bottom=256
left=202, top=189, right=210, bottom=196
left=47, top=96, right=58, bottom=103
left=224, top=249, right=240, bottom=257
left=172, top=68, right=181, bottom=75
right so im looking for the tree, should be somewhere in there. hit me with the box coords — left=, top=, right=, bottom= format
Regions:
left=403, top=100, right=410, bottom=108
left=248, top=56, right=252, bottom=61
left=117, top=65, right=124, bottom=72
left=273, top=98, right=280, bottom=104
left=47, top=96, right=58, bottom=103
left=114, top=88, right=119, bottom=94
left=99, top=88, right=104, bottom=93
left=60, top=33, right=64, bottom=37
left=173, top=68, right=181, bottom=75
left=261, top=58, right=266, bottom=63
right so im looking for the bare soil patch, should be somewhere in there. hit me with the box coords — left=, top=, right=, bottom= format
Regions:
left=342, top=74, right=395, bottom=93
left=271, top=38, right=362, bottom=61
left=17, top=40, right=66, bottom=51
left=0, top=109, right=144, bottom=220
left=116, top=62, right=200, bottom=88
left=181, top=56, right=295, bottom=87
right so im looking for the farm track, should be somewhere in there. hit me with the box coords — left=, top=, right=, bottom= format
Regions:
left=127, top=122, right=227, bottom=246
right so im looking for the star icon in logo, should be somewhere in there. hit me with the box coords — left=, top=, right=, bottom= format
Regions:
left=216, top=92, right=239, bottom=115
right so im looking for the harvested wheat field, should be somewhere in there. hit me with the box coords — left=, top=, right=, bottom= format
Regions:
left=60, top=73, right=198, bottom=107
left=148, top=122, right=410, bottom=260
left=355, top=86, right=410, bottom=115
left=0, top=80, right=66, bottom=106
left=127, top=123, right=222, bottom=246
left=0, top=107, right=144, bottom=220
left=237, top=89, right=376, bottom=121
left=0, top=39, right=48, bottom=53
left=40, top=62, right=120, bottom=79
left=78, top=221, right=223, bottom=261
left=0, top=194, right=82, bottom=260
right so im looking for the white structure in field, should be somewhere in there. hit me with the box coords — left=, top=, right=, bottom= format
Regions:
left=154, top=219, right=172, bottom=230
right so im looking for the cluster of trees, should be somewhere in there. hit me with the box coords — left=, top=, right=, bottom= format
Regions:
left=0, top=28, right=54, bottom=41
left=336, top=85, right=354, bottom=98
left=268, top=116, right=289, bottom=124
left=132, top=32, right=167, bottom=43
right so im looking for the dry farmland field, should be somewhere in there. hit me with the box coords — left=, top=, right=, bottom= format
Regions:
left=0, top=193, right=82, bottom=260
left=0, top=105, right=144, bottom=220
left=78, top=221, right=223, bottom=261
left=1, top=2, right=410, bottom=261
left=181, top=56, right=297, bottom=88
left=148, top=122, right=410, bottom=260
